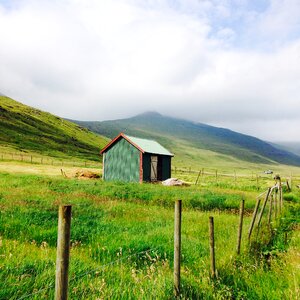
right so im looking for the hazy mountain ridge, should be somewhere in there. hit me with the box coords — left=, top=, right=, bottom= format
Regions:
left=71, top=112, right=300, bottom=166
left=271, top=142, right=300, bottom=157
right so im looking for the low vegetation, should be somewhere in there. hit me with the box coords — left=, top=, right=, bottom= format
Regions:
left=0, top=171, right=299, bottom=299
left=0, top=96, right=108, bottom=161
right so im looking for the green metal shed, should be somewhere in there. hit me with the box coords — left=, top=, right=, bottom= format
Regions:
left=100, top=133, right=173, bottom=183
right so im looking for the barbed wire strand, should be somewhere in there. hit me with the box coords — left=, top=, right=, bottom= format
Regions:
left=16, top=248, right=159, bottom=300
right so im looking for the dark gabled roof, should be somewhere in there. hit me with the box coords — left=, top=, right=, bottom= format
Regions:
left=100, top=132, right=173, bottom=156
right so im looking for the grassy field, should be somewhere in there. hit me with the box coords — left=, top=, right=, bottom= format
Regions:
left=0, top=96, right=108, bottom=161
left=0, top=165, right=299, bottom=299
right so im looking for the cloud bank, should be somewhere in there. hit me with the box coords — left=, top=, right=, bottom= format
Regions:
left=0, top=0, right=300, bottom=141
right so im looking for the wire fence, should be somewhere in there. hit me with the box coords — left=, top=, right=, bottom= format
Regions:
left=0, top=151, right=101, bottom=169
left=171, top=166, right=300, bottom=181
left=14, top=248, right=159, bottom=300
left=0, top=174, right=296, bottom=299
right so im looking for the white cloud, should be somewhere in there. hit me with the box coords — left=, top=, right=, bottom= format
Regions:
left=0, top=0, right=300, bottom=141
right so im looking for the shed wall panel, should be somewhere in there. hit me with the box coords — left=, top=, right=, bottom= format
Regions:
left=103, top=138, right=140, bottom=182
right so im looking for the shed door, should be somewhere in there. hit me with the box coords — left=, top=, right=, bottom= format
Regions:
left=150, top=155, right=158, bottom=181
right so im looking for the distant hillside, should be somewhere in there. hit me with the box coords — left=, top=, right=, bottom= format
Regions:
left=0, top=96, right=108, bottom=160
left=272, top=142, right=300, bottom=157
left=71, top=112, right=300, bottom=167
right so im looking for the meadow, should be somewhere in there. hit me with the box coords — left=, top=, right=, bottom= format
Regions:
left=0, top=163, right=299, bottom=299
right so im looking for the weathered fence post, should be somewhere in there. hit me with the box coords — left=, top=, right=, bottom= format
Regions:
left=256, top=188, right=271, bottom=230
left=274, top=190, right=277, bottom=219
left=256, top=174, right=259, bottom=190
left=174, top=200, right=182, bottom=297
left=234, top=170, right=237, bottom=186
left=55, top=205, right=72, bottom=300
left=248, top=198, right=261, bottom=241
left=286, top=180, right=291, bottom=192
left=280, top=183, right=283, bottom=210
left=195, top=170, right=201, bottom=185
left=209, top=216, right=216, bottom=278
left=268, top=194, right=273, bottom=225
left=236, top=199, right=245, bottom=255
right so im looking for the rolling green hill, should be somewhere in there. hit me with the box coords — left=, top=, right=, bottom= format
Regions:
left=0, top=96, right=108, bottom=160
left=71, top=112, right=300, bottom=168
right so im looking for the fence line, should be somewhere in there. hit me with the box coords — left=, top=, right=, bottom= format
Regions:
left=171, top=166, right=300, bottom=181
left=0, top=151, right=101, bottom=168
left=16, top=248, right=161, bottom=300
left=9, top=179, right=290, bottom=299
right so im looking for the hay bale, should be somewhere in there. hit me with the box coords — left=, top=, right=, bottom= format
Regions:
left=75, top=170, right=100, bottom=179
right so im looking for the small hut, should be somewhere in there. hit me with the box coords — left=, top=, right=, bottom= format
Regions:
left=100, top=133, right=173, bottom=183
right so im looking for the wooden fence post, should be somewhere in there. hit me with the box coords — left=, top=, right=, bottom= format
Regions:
left=55, top=205, right=72, bottom=300
left=256, top=174, right=259, bottom=190
left=209, top=216, right=216, bottom=278
left=268, top=194, right=273, bottom=225
left=280, top=184, right=283, bottom=210
left=236, top=200, right=245, bottom=255
left=274, top=190, right=277, bottom=219
left=248, top=198, right=261, bottom=241
left=256, top=188, right=271, bottom=230
left=174, top=200, right=182, bottom=297
left=195, top=170, right=201, bottom=185
left=286, top=180, right=291, bottom=192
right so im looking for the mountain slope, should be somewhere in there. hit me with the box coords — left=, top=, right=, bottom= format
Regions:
left=271, top=142, right=300, bottom=157
left=0, top=96, right=108, bottom=160
left=71, top=112, right=300, bottom=167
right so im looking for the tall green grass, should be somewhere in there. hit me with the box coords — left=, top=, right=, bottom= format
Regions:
left=0, top=172, right=299, bottom=299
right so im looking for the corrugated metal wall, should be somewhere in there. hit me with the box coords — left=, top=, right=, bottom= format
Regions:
left=103, top=138, right=140, bottom=182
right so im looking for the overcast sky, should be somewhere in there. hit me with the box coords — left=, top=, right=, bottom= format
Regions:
left=1, top=0, right=300, bottom=142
